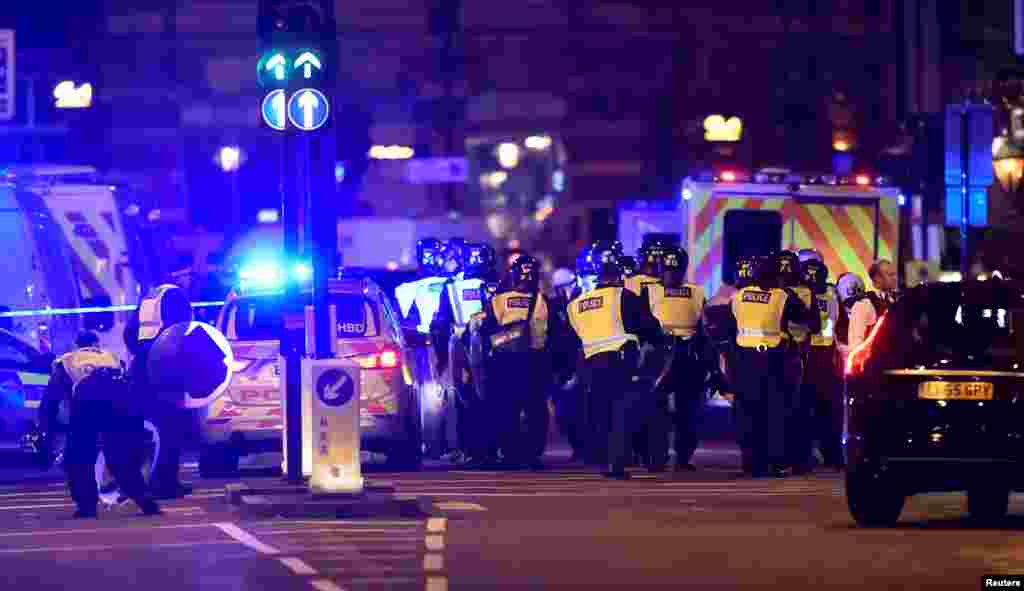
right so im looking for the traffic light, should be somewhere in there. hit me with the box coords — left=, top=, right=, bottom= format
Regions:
left=257, top=1, right=333, bottom=132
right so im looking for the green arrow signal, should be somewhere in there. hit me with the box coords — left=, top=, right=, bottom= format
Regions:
left=294, top=52, right=322, bottom=79
left=265, top=54, right=286, bottom=81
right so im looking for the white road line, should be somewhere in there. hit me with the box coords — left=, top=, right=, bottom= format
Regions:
left=434, top=501, right=486, bottom=512
left=424, top=534, right=445, bottom=552
left=426, top=517, right=447, bottom=533
left=0, top=502, right=73, bottom=510
left=288, top=545, right=421, bottom=555
left=257, top=520, right=422, bottom=528
left=214, top=522, right=280, bottom=555
left=423, top=554, right=444, bottom=572
left=310, top=579, right=347, bottom=591
left=426, top=576, right=448, bottom=591
left=0, top=540, right=238, bottom=554
left=0, top=522, right=217, bottom=537
left=279, top=557, right=318, bottom=576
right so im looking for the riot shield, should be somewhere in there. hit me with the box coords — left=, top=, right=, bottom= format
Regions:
left=146, top=321, right=237, bottom=409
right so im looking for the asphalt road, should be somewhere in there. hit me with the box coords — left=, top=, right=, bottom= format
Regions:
left=0, top=444, right=1019, bottom=590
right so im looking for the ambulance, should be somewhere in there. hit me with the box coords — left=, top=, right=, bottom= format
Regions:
left=619, top=168, right=902, bottom=297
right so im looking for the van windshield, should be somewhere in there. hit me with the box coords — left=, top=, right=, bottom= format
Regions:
left=229, top=294, right=379, bottom=341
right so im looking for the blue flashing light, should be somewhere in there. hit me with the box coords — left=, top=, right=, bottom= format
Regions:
left=898, top=194, right=907, bottom=207
left=237, top=260, right=313, bottom=292
left=294, top=262, right=312, bottom=282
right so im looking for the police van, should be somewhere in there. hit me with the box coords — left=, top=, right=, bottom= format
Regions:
left=200, top=266, right=434, bottom=474
left=0, top=165, right=155, bottom=454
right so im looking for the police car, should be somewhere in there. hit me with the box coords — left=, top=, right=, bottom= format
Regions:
left=0, top=329, right=54, bottom=453
left=844, top=280, right=1024, bottom=527
left=199, top=269, right=424, bottom=475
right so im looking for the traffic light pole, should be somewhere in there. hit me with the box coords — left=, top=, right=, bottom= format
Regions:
left=283, top=89, right=304, bottom=484
left=959, top=101, right=971, bottom=281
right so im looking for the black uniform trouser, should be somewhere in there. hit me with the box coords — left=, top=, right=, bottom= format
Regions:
left=552, top=376, right=584, bottom=457
left=584, top=349, right=638, bottom=472
left=732, top=346, right=787, bottom=475
left=783, top=346, right=811, bottom=468
left=489, top=351, right=549, bottom=464
left=146, top=399, right=186, bottom=493
left=65, top=399, right=151, bottom=512
left=804, top=345, right=843, bottom=467
left=667, top=340, right=706, bottom=466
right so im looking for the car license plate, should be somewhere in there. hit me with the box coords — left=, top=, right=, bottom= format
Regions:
left=917, top=381, right=994, bottom=401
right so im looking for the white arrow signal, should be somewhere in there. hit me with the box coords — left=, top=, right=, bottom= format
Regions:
left=298, top=90, right=318, bottom=129
left=265, top=54, right=286, bottom=81
left=294, top=52, right=322, bottom=80
left=273, top=92, right=285, bottom=126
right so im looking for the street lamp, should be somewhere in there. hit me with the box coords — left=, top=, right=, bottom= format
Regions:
left=992, top=134, right=1024, bottom=195
left=216, top=145, right=245, bottom=231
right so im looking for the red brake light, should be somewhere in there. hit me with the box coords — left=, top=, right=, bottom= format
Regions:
left=355, top=347, right=401, bottom=370
left=844, top=314, right=886, bottom=376
left=855, top=174, right=870, bottom=186
left=721, top=171, right=737, bottom=182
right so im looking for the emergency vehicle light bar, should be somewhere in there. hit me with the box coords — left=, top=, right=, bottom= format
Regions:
left=0, top=301, right=225, bottom=319
left=693, top=170, right=895, bottom=187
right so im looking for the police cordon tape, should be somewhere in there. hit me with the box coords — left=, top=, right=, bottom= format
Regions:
left=0, top=301, right=226, bottom=319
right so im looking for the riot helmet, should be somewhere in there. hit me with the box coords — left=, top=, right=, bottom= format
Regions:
left=754, top=255, right=779, bottom=289
left=510, top=255, right=541, bottom=291
left=442, top=239, right=468, bottom=276
left=798, top=249, right=823, bottom=264
left=637, top=241, right=667, bottom=276
left=464, top=243, right=496, bottom=280
left=620, top=255, right=637, bottom=278
left=777, top=250, right=801, bottom=287
left=801, top=259, right=828, bottom=294
left=416, top=238, right=444, bottom=276
left=836, top=272, right=867, bottom=305
left=661, top=247, right=689, bottom=287
left=734, top=256, right=756, bottom=288
left=591, top=245, right=623, bottom=284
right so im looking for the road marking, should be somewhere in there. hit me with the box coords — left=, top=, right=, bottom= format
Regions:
left=280, top=557, right=318, bottom=575
left=0, top=540, right=238, bottom=554
left=426, top=517, right=447, bottom=533
left=310, top=579, right=347, bottom=591
left=424, top=553, right=444, bottom=571
left=259, top=528, right=424, bottom=536
left=0, top=522, right=220, bottom=537
left=425, top=534, right=445, bottom=551
left=214, top=522, right=280, bottom=555
left=426, top=576, right=448, bottom=591
left=434, top=501, right=486, bottom=512
left=0, top=502, right=73, bottom=510
left=258, top=520, right=421, bottom=527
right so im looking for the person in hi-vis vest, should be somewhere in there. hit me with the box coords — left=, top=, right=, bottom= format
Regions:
left=567, top=244, right=663, bottom=480
left=398, top=238, right=449, bottom=336
left=482, top=255, right=555, bottom=470
left=125, top=283, right=193, bottom=499
left=624, top=243, right=665, bottom=297
left=431, top=241, right=494, bottom=468
left=800, top=258, right=843, bottom=469
left=647, top=246, right=706, bottom=471
left=47, top=331, right=161, bottom=518
left=624, top=243, right=665, bottom=467
left=730, top=255, right=818, bottom=478
left=777, top=250, right=818, bottom=474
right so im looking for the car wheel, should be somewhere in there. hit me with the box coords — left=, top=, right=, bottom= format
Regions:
left=198, top=444, right=240, bottom=478
left=846, top=468, right=905, bottom=528
left=967, top=487, right=1010, bottom=525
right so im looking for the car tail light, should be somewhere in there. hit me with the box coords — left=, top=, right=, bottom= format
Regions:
left=355, top=347, right=401, bottom=370
left=845, top=314, right=886, bottom=376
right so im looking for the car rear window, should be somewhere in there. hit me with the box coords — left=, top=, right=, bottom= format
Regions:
left=229, top=294, right=380, bottom=341
left=894, top=285, right=1024, bottom=369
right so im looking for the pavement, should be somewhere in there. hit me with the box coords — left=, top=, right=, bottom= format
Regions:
left=0, top=443, right=1019, bottom=589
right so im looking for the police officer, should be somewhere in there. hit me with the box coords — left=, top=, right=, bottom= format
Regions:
left=625, top=244, right=664, bottom=297
left=398, top=238, right=448, bottom=334
left=835, top=272, right=883, bottom=364
left=127, top=283, right=193, bottom=499
left=801, top=258, right=843, bottom=469
left=432, top=241, right=491, bottom=467
left=483, top=255, right=554, bottom=470
left=647, top=247, right=706, bottom=471
left=548, top=267, right=585, bottom=461
left=567, top=244, right=663, bottom=479
left=777, top=250, right=817, bottom=473
left=730, top=256, right=818, bottom=478
left=620, top=256, right=637, bottom=280
left=708, top=256, right=754, bottom=473
left=47, top=331, right=161, bottom=518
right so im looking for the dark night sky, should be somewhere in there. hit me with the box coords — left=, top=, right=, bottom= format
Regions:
left=0, top=3, right=105, bottom=47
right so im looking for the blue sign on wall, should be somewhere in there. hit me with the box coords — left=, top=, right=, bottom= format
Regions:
left=945, top=186, right=989, bottom=228
left=944, top=104, right=994, bottom=188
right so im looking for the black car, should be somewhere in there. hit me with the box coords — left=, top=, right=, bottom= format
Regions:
left=844, top=280, right=1024, bottom=527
